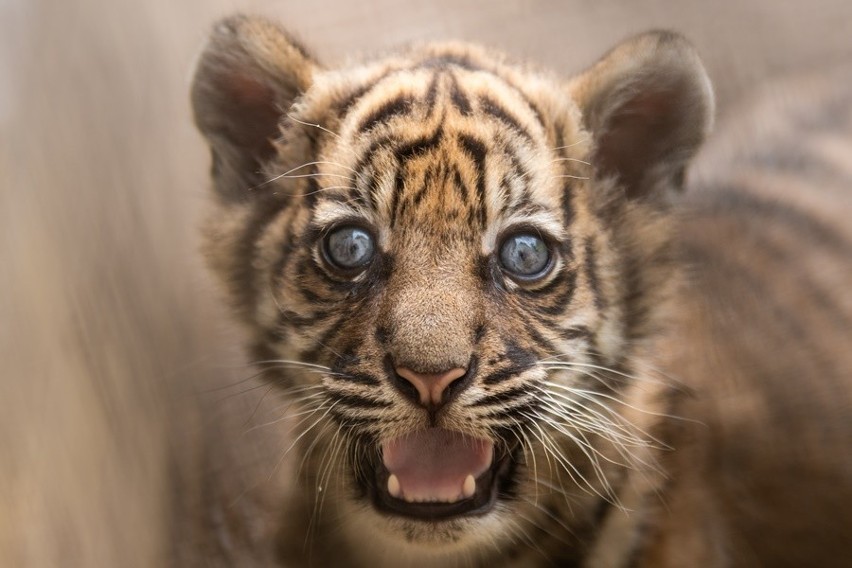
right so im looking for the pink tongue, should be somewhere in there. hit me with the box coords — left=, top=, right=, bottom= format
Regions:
left=382, top=428, right=493, bottom=502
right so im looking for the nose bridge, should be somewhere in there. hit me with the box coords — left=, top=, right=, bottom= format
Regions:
left=382, top=256, right=479, bottom=373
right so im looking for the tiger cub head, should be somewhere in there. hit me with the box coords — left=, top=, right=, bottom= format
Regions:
left=192, top=15, right=712, bottom=562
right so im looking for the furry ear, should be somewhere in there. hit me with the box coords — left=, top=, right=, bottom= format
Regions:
left=569, top=31, right=714, bottom=201
left=191, top=15, right=318, bottom=202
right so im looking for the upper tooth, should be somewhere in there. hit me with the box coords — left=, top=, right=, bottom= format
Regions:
left=463, top=474, right=476, bottom=499
left=387, top=474, right=401, bottom=499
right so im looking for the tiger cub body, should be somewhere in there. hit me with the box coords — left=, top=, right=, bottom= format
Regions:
left=190, top=16, right=852, bottom=567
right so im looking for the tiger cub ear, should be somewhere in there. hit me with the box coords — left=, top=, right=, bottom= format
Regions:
left=191, top=15, right=319, bottom=202
left=568, top=31, right=714, bottom=201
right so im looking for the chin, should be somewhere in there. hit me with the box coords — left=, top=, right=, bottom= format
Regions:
left=339, top=495, right=516, bottom=563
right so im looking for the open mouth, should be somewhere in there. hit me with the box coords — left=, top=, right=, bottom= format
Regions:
left=368, top=428, right=515, bottom=521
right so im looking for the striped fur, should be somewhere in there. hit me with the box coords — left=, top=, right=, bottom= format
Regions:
left=191, top=15, right=852, bottom=567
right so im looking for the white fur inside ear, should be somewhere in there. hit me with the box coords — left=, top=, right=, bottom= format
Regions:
left=568, top=31, right=714, bottom=201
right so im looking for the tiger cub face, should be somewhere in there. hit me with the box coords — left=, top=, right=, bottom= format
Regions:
left=192, top=16, right=712, bottom=564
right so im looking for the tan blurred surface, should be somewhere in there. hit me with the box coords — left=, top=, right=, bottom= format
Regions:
left=1, top=1, right=851, bottom=566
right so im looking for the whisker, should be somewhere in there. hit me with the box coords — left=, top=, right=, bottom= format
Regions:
left=544, top=378, right=691, bottom=428
left=542, top=347, right=690, bottom=391
left=524, top=410, right=621, bottom=506
left=206, top=370, right=279, bottom=402
left=287, top=114, right=342, bottom=139
left=270, top=401, right=338, bottom=482
left=309, top=425, right=346, bottom=543
left=536, top=394, right=651, bottom=450
left=297, top=420, right=332, bottom=480
left=241, top=383, right=278, bottom=427
left=540, top=360, right=672, bottom=388
left=539, top=384, right=659, bottom=442
left=509, top=428, right=539, bottom=505
left=251, top=160, right=356, bottom=191
left=534, top=380, right=669, bottom=480
left=196, top=368, right=275, bottom=394
left=250, top=359, right=331, bottom=371
left=522, top=417, right=608, bottom=502
left=535, top=403, right=640, bottom=480
left=303, top=184, right=356, bottom=196
left=550, top=156, right=592, bottom=166
left=517, top=496, right=579, bottom=542
left=243, top=396, right=328, bottom=434
left=250, top=359, right=331, bottom=373
left=502, top=516, right=550, bottom=561
left=552, top=137, right=590, bottom=151
left=549, top=174, right=590, bottom=180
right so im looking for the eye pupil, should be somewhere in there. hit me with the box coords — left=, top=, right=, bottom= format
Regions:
left=499, top=234, right=550, bottom=278
left=326, top=226, right=375, bottom=269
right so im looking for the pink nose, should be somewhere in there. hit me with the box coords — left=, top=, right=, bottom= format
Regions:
left=394, top=366, right=467, bottom=407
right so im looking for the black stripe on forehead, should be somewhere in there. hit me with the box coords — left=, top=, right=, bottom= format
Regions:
left=356, top=96, right=413, bottom=134
left=448, top=72, right=473, bottom=115
left=387, top=124, right=446, bottom=227
left=457, top=133, right=488, bottom=228
left=392, top=123, right=446, bottom=163
left=333, top=64, right=409, bottom=116
left=412, top=160, right=448, bottom=208
left=333, top=63, right=431, bottom=124
left=352, top=71, right=445, bottom=136
left=498, top=75, right=549, bottom=134
left=339, top=67, right=445, bottom=131
left=496, top=137, right=534, bottom=214
left=449, top=163, right=472, bottom=206
left=346, top=72, right=450, bottom=198
left=346, top=128, right=446, bottom=217
left=423, top=72, right=441, bottom=116
left=479, top=95, right=535, bottom=143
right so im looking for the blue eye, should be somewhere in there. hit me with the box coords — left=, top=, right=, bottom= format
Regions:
left=499, top=233, right=551, bottom=278
left=324, top=226, right=375, bottom=270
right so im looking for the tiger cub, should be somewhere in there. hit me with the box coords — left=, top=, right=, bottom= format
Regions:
left=190, top=15, right=852, bottom=567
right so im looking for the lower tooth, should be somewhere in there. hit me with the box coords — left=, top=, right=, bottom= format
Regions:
left=387, top=474, right=401, bottom=499
left=463, top=474, right=476, bottom=499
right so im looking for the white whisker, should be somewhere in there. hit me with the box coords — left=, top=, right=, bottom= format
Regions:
left=552, top=137, right=590, bottom=151
left=550, top=156, right=592, bottom=166
left=270, top=401, right=338, bottom=482
left=287, top=114, right=342, bottom=139
left=252, top=160, right=356, bottom=191
left=549, top=174, right=590, bottom=180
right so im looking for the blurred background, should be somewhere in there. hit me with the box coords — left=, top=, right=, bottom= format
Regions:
left=1, top=0, right=850, bottom=566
